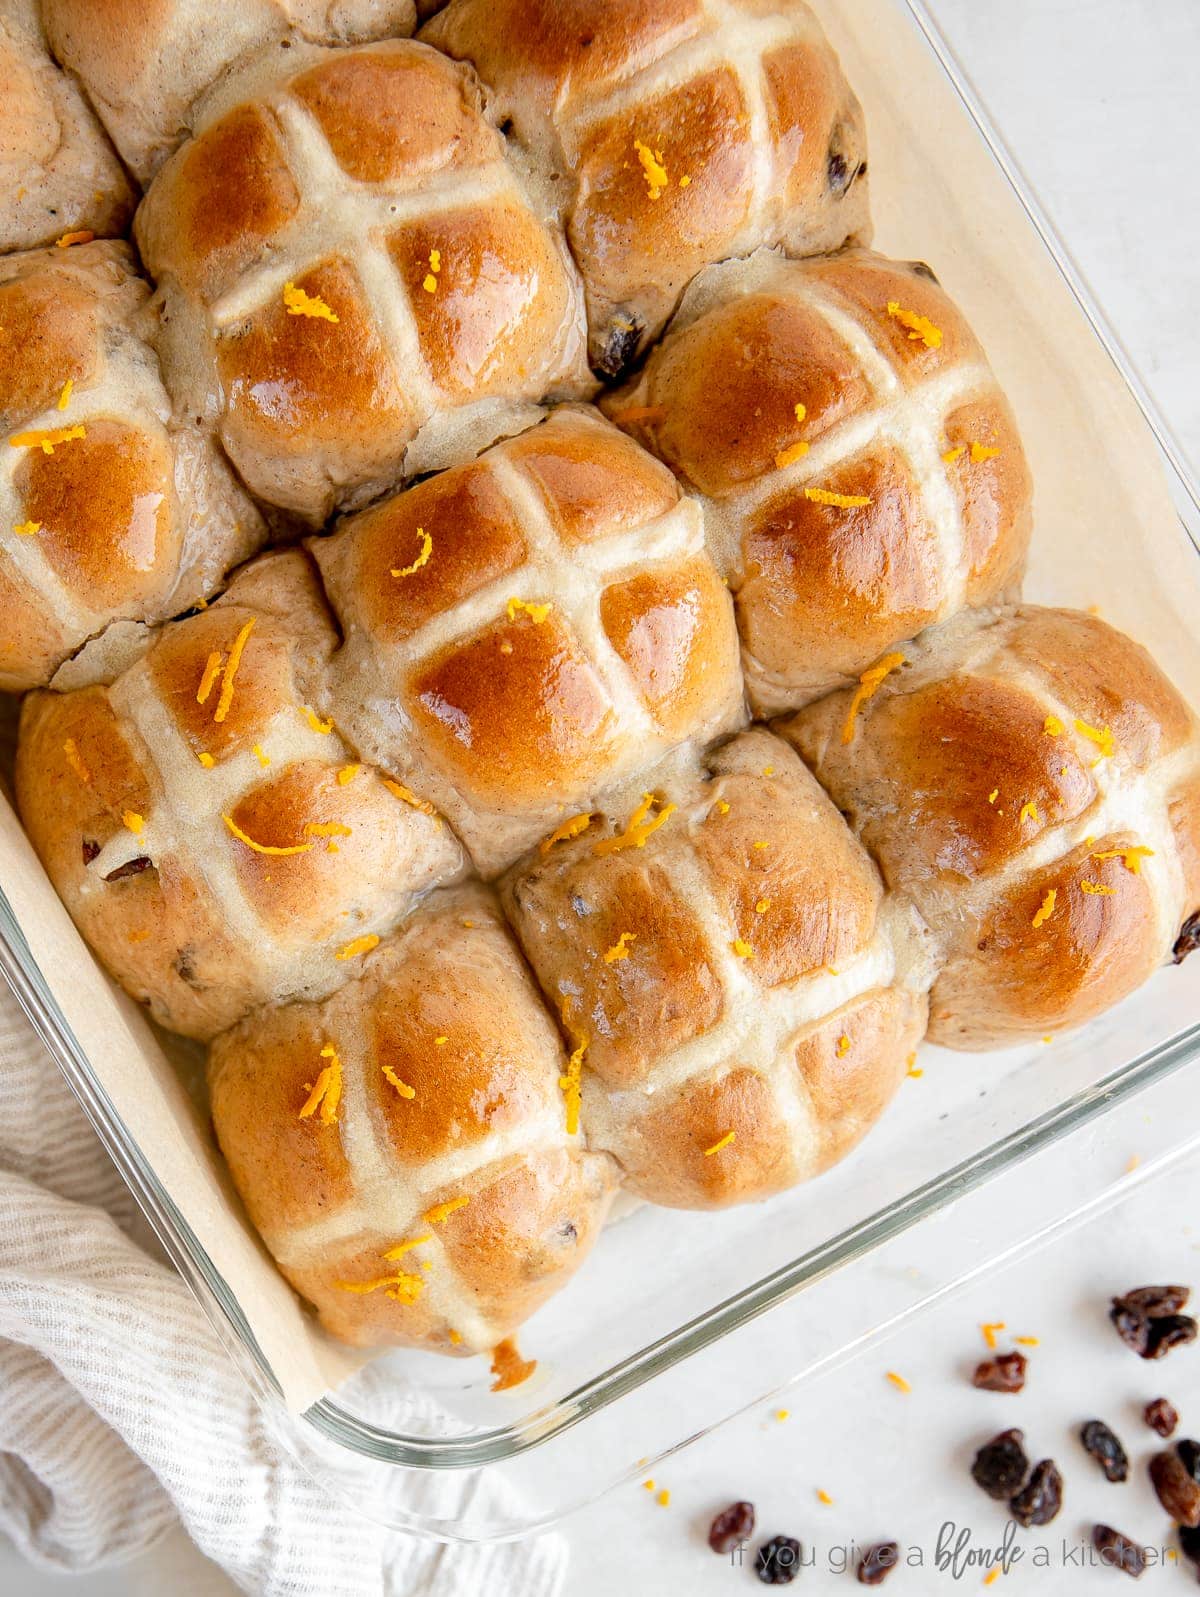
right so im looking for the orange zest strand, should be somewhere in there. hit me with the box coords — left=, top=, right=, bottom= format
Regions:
left=541, top=812, right=593, bottom=853
left=283, top=281, right=338, bottom=322
left=703, top=1130, right=736, bottom=1157
left=1032, top=888, right=1057, bottom=928
left=196, top=650, right=223, bottom=705
left=55, top=230, right=94, bottom=248
left=391, top=527, right=432, bottom=579
left=981, top=1321, right=1006, bottom=1350
left=886, top=1371, right=912, bottom=1393
left=506, top=597, right=552, bottom=624
left=603, top=932, right=637, bottom=963
left=559, top=1036, right=587, bottom=1136
left=213, top=619, right=255, bottom=723
left=222, top=813, right=313, bottom=856
left=885, top=300, right=942, bottom=349
left=337, top=934, right=380, bottom=961
left=841, top=652, right=906, bottom=744
left=122, top=810, right=145, bottom=835
left=62, top=738, right=92, bottom=785
left=382, top=778, right=438, bottom=815
left=9, top=424, right=86, bottom=454
left=56, top=378, right=73, bottom=411
left=298, top=1045, right=342, bottom=1124
left=1092, top=845, right=1154, bottom=875
left=381, top=1062, right=416, bottom=1100
left=1074, top=718, right=1116, bottom=759
left=301, top=705, right=333, bottom=735
left=424, top=1196, right=469, bottom=1225
left=633, top=139, right=669, bottom=200
left=593, top=793, right=676, bottom=855
left=775, top=439, right=810, bottom=470
left=805, top=486, right=872, bottom=509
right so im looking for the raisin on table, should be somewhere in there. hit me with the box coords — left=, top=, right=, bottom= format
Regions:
left=1177, top=1439, right=1200, bottom=1481
left=857, top=1541, right=900, bottom=1585
left=971, top=1430, right=1030, bottom=1501
left=1117, top=1285, right=1190, bottom=1316
left=1010, top=1459, right=1063, bottom=1528
left=972, top=1352, right=1027, bottom=1393
left=756, top=1535, right=803, bottom=1585
left=1149, top=1450, right=1200, bottom=1527
left=1146, top=1315, right=1198, bottom=1359
left=1092, top=1525, right=1147, bottom=1578
left=709, top=1500, right=755, bottom=1555
left=1080, top=1420, right=1129, bottom=1483
left=1144, top=1398, right=1179, bottom=1438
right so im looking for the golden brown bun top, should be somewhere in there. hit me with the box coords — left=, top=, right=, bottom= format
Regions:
left=16, top=550, right=462, bottom=1039
left=424, top=0, right=870, bottom=375
left=41, top=0, right=419, bottom=182
left=135, top=37, right=589, bottom=522
left=602, top=248, right=1032, bottom=710
left=208, top=881, right=615, bottom=1351
left=311, top=405, right=744, bottom=873
left=0, top=1, right=136, bottom=252
left=784, top=606, right=1200, bottom=1047
left=0, top=241, right=264, bottom=691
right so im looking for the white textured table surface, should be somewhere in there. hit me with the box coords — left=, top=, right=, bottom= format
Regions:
left=3, top=2, right=1198, bottom=1592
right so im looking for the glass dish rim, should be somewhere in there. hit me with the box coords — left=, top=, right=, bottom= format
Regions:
left=1, top=0, right=1197, bottom=1477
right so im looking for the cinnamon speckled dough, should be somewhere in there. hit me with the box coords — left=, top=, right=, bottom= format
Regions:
left=0, top=240, right=266, bottom=691
left=784, top=606, right=1200, bottom=1049
left=40, top=0, right=418, bottom=183
left=605, top=248, right=1032, bottom=712
left=0, top=0, right=136, bottom=253
left=209, top=882, right=617, bottom=1352
left=310, top=405, right=746, bottom=874
left=423, top=0, right=870, bottom=377
left=502, top=729, right=932, bottom=1207
left=16, top=550, right=463, bottom=1039
left=135, top=37, right=591, bottom=523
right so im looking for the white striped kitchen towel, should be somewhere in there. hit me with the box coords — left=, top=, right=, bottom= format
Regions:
left=0, top=983, right=566, bottom=1596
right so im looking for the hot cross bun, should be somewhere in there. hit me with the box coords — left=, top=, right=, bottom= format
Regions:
left=16, top=550, right=462, bottom=1038
left=208, top=881, right=616, bottom=1353
left=785, top=607, right=1200, bottom=1049
left=135, top=37, right=591, bottom=522
left=605, top=248, right=1032, bottom=712
left=502, top=728, right=932, bottom=1207
left=0, top=239, right=265, bottom=691
left=310, top=405, right=745, bottom=873
left=423, top=0, right=870, bottom=377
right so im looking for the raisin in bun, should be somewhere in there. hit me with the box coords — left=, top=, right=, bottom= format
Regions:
left=208, top=882, right=616, bottom=1352
left=605, top=248, right=1032, bottom=714
left=784, top=607, right=1200, bottom=1050
left=0, top=0, right=135, bottom=252
left=40, top=0, right=418, bottom=183
left=502, top=729, right=932, bottom=1208
left=0, top=240, right=266, bottom=691
left=423, top=0, right=869, bottom=378
left=16, top=550, right=462, bottom=1039
left=134, top=37, right=590, bottom=523
left=310, top=405, right=745, bottom=874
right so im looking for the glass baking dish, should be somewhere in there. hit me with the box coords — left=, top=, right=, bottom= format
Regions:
left=1, top=0, right=1199, bottom=1542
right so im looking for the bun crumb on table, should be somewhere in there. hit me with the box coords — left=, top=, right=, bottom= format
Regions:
left=4, top=0, right=1199, bottom=1357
